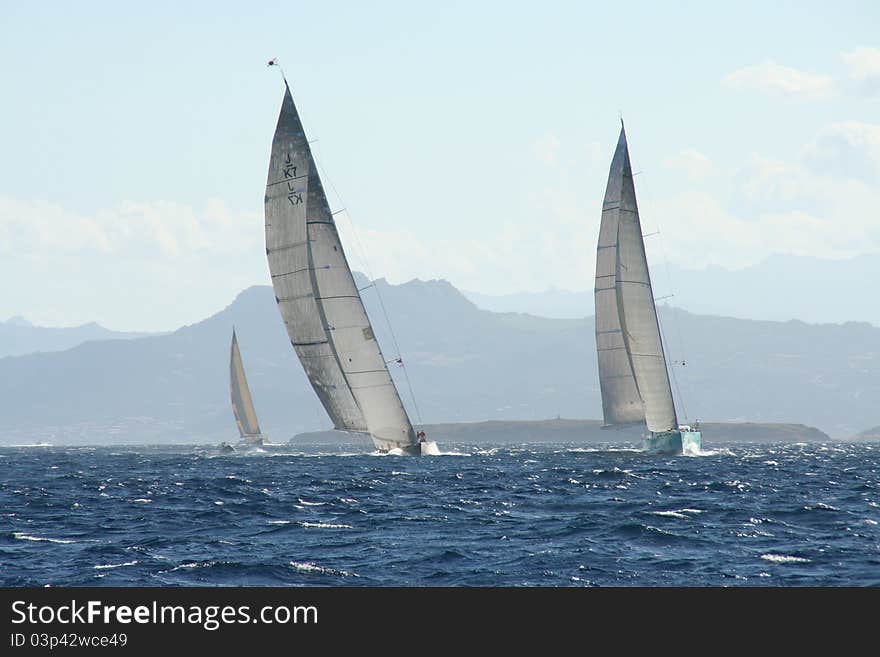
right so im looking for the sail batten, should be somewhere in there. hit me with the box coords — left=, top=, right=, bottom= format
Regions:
left=595, top=126, right=678, bottom=433
left=230, top=330, right=262, bottom=438
left=264, top=84, right=416, bottom=450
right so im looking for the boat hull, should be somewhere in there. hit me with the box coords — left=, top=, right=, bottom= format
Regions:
left=643, top=430, right=702, bottom=455
left=374, top=438, right=439, bottom=456
left=238, top=434, right=268, bottom=447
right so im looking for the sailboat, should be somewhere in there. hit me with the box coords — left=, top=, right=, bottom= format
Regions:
left=263, top=74, right=435, bottom=456
left=594, top=123, right=701, bottom=455
left=228, top=328, right=267, bottom=450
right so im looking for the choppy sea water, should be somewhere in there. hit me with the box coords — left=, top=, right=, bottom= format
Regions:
left=1, top=442, right=878, bottom=586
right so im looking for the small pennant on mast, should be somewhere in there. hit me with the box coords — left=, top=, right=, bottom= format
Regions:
left=267, top=57, right=289, bottom=86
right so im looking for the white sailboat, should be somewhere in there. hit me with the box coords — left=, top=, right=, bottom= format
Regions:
left=594, top=123, right=701, bottom=455
left=263, top=72, right=434, bottom=456
left=228, top=328, right=267, bottom=450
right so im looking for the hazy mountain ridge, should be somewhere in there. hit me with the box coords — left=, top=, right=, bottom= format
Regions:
left=1, top=277, right=879, bottom=444
left=464, top=253, right=880, bottom=327
left=0, top=316, right=156, bottom=358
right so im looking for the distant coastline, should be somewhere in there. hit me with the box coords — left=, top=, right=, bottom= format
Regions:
left=0, top=418, right=842, bottom=447
left=292, top=418, right=834, bottom=445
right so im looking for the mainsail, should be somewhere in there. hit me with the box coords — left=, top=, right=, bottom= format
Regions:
left=229, top=329, right=262, bottom=439
left=594, top=124, right=677, bottom=433
left=264, top=82, right=417, bottom=451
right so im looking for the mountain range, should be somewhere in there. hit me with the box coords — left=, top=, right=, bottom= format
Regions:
left=464, top=253, right=880, bottom=327
left=1, top=275, right=879, bottom=444
left=0, top=316, right=154, bottom=358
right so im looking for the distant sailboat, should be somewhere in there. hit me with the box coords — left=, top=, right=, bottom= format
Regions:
left=263, top=72, right=433, bottom=456
left=594, top=123, right=701, bottom=455
left=229, top=328, right=267, bottom=448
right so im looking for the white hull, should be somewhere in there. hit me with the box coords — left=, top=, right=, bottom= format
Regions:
left=376, top=440, right=440, bottom=456
left=642, top=430, right=702, bottom=455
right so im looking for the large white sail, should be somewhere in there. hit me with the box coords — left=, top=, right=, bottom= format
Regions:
left=595, top=125, right=677, bottom=433
left=595, top=139, right=644, bottom=426
left=264, top=83, right=417, bottom=451
left=230, top=329, right=262, bottom=439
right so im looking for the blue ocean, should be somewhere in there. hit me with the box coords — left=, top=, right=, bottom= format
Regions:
left=1, top=441, right=878, bottom=586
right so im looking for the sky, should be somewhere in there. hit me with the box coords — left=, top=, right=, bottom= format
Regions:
left=1, top=1, right=878, bottom=331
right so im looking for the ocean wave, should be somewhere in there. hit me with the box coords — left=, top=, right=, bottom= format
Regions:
left=761, top=554, right=811, bottom=564
left=804, top=502, right=840, bottom=511
left=169, top=561, right=213, bottom=571
left=94, top=561, right=138, bottom=570
left=289, top=561, right=357, bottom=577
left=650, top=509, right=702, bottom=519
left=3, top=441, right=877, bottom=586
left=686, top=447, right=735, bottom=457
left=13, top=532, right=74, bottom=544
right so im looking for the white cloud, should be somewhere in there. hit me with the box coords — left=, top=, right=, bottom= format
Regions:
left=533, top=134, right=561, bottom=166
left=0, top=197, right=266, bottom=331
left=651, top=191, right=874, bottom=271
left=361, top=120, right=880, bottom=292
left=739, top=154, right=821, bottom=204
left=5, top=116, right=880, bottom=330
left=723, top=61, right=833, bottom=99
left=652, top=131, right=880, bottom=270
left=340, top=206, right=598, bottom=298
left=801, top=122, right=880, bottom=180
left=842, top=46, right=880, bottom=93
left=0, top=197, right=261, bottom=259
left=663, top=149, right=714, bottom=182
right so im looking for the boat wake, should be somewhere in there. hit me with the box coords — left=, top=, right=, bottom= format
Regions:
left=419, top=441, right=469, bottom=456
left=372, top=442, right=466, bottom=457
left=683, top=447, right=735, bottom=457
left=567, top=447, right=642, bottom=455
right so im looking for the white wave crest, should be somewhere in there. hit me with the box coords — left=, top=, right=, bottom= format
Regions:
left=94, top=560, right=138, bottom=570
left=13, top=532, right=74, bottom=544
left=651, top=510, right=689, bottom=519
left=761, top=554, right=811, bottom=564
left=289, top=561, right=357, bottom=577
left=170, top=561, right=213, bottom=571
left=651, top=508, right=703, bottom=519
left=568, top=447, right=641, bottom=454
left=299, top=522, right=353, bottom=529
left=684, top=447, right=735, bottom=457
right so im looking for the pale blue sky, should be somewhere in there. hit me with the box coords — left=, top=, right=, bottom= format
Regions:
left=1, top=1, right=878, bottom=330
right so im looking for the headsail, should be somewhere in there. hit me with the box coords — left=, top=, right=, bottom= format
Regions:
left=264, top=83, right=417, bottom=451
left=595, top=125, right=677, bottom=433
left=230, top=329, right=262, bottom=439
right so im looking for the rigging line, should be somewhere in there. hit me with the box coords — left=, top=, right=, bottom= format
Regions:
left=656, top=308, right=688, bottom=424
left=637, top=167, right=690, bottom=423
left=310, top=146, right=425, bottom=429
